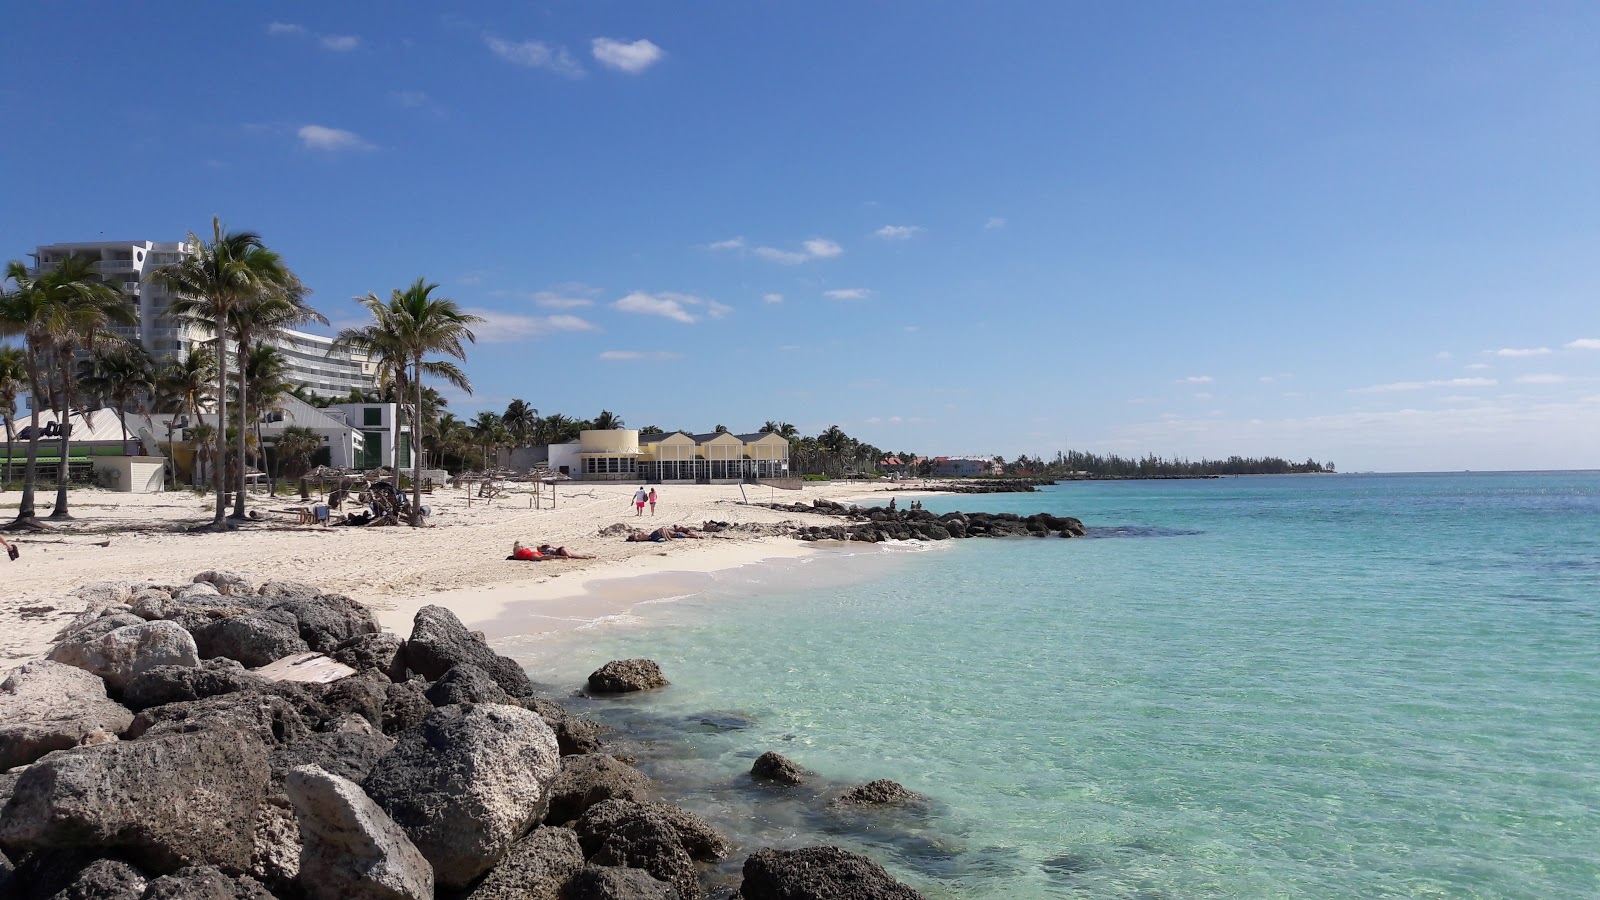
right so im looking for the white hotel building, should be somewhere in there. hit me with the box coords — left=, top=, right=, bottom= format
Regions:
left=32, top=240, right=378, bottom=397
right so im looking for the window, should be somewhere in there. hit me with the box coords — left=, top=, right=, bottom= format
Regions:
left=363, top=408, right=382, bottom=427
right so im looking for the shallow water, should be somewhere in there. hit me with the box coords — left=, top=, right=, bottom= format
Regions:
left=513, top=473, right=1600, bottom=898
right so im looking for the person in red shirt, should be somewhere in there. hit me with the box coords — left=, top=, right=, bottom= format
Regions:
left=510, top=541, right=542, bottom=561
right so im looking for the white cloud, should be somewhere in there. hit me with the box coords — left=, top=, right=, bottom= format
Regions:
left=1465, top=363, right=1491, bottom=370
left=461, top=309, right=598, bottom=342
left=1493, top=347, right=1551, bottom=357
left=599, top=350, right=683, bottom=361
left=1259, top=376, right=1275, bottom=384
left=486, top=36, right=584, bottom=77
left=984, top=217, right=1007, bottom=230
left=533, top=292, right=592, bottom=309
left=1566, top=338, right=1600, bottom=350
left=1515, top=374, right=1569, bottom=384
left=390, top=90, right=437, bottom=111
left=707, top=237, right=745, bottom=251
left=1350, top=377, right=1498, bottom=393
left=1435, top=351, right=1453, bottom=360
left=762, top=293, right=783, bottom=304
left=297, top=124, right=372, bottom=151
left=612, top=291, right=726, bottom=324
left=320, top=34, right=360, bottom=51
left=267, top=23, right=305, bottom=35
left=874, top=225, right=922, bottom=240
left=591, top=37, right=664, bottom=73
left=803, top=238, right=842, bottom=258
left=824, top=288, right=871, bottom=301
left=705, top=300, right=733, bottom=319
left=1194, top=392, right=1213, bottom=400
left=1177, top=375, right=1214, bottom=384
left=752, top=247, right=809, bottom=264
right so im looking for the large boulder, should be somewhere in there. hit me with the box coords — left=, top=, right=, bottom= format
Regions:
left=193, top=571, right=255, bottom=597
left=833, top=779, right=925, bottom=807
left=122, top=658, right=269, bottom=712
left=565, top=865, right=680, bottom=900
left=54, top=608, right=144, bottom=645
left=250, top=802, right=302, bottom=895
left=545, top=754, right=653, bottom=825
left=586, top=659, right=668, bottom=693
left=270, top=731, right=396, bottom=801
left=425, top=663, right=511, bottom=707
left=0, top=730, right=270, bottom=875
left=750, top=752, right=806, bottom=787
left=126, top=692, right=309, bottom=747
left=523, top=696, right=606, bottom=756
left=576, top=805, right=700, bottom=900
left=45, top=620, right=200, bottom=693
left=575, top=799, right=729, bottom=863
left=362, top=704, right=561, bottom=890
left=332, top=632, right=407, bottom=683
left=287, top=764, right=433, bottom=900
left=256, top=580, right=323, bottom=605
left=0, top=660, right=133, bottom=770
left=190, top=610, right=309, bottom=668
left=405, top=606, right=534, bottom=698
left=737, top=846, right=924, bottom=900
left=45, top=858, right=149, bottom=900
left=138, top=865, right=276, bottom=899
left=463, top=826, right=585, bottom=900
left=268, top=593, right=378, bottom=653
left=379, top=680, right=433, bottom=736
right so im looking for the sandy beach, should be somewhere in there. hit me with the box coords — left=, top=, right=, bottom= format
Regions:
left=0, top=479, right=917, bottom=664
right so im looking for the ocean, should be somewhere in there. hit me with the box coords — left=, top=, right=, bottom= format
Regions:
left=508, top=472, right=1600, bottom=898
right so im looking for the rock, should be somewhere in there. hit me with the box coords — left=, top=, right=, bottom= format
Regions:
left=750, top=752, right=806, bottom=786
left=405, top=606, right=534, bottom=698
left=0, top=660, right=134, bottom=770
left=425, top=663, right=511, bottom=707
left=287, top=764, right=433, bottom=900
left=580, top=808, right=700, bottom=900
left=190, top=610, right=310, bottom=669
left=379, top=680, right=433, bottom=736
left=0, top=849, right=10, bottom=900
left=834, top=779, right=925, bottom=807
left=737, top=846, right=923, bottom=900
left=129, top=588, right=178, bottom=620
left=193, top=571, right=254, bottom=597
left=586, top=659, right=668, bottom=693
left=46, top=620, right=200, bottom=693
left=126, top=692, right=308, bottom=747
left=249, top=802, right=301, bottom=894
left=8, top=847, right=106, bottom=899
left=545, top=754, right=653, bottom=825
left=175, top=581, right=222, bottom=601
left=575, top=799, right=729, bottom=863
left=138, top=865, right=275, bottom=899
left=463, top=826, right=584, bottom=900
left=46, top=858, right=148, bottom=900
left=122, top=658, right=269, bottom=712
left=362, top=703, right=561, bottom=890
left=53, top=609, right=143, bottom=644
left=564, top=865, right=680, bottom=900
left=255, top=580, right=323, bottom=605
left=0, top=730, right=270, bottom=875
left=270, top=731, right=395, bottom=801
left=268, top=593, right=378, bottom=653
left=523, top=696, right=607, bottom=756
left=332, top=633, right=407, bottom=683
left=72, top=581, right=136, bottom=608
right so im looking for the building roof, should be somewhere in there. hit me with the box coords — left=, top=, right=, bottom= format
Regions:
left=690, top=431, right=742, bottom=443
left=735, top=432, right=788, bottom=442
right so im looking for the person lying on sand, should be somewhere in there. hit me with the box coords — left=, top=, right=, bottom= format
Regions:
left=509, top=540, right=543, bottom=560
left=537, top=544, right=595, bottom=559
left=625, top=526, right=705, bottom=543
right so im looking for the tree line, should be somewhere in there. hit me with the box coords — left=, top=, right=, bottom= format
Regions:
left=1005, top=450, right=1336, bottom=477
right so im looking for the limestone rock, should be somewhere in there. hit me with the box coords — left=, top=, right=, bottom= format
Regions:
left=255, top=580, right=323, bottom=605
left=332, top=632, right=407, bottom=683
left=46, top=620, right=200, bottom=693
left=0, top=660, right=134, bottom=770
left=127, top=692, right=308, bottom=747
left=122, top=658, right=269, bottom=712
left=287, top=764, right=433, bottom=900
left=46, top=858, right=148, bottom=900
left=425, top=663, right=511, bottom=707
left=586, top=658, right=668, bottom=693
left=750, top=751, right=806, bottom=786
left=833, top=779, right=925, bottom=807
left=379, top=679, right=433, bottom=736
left=250, top=801, right=301, bottom=894
left=545, top=754, right=653, bottom=825
left=564, top=864, right=680, bottom=900
left=138, top=865, right=276, bottom=899
left=0, top=730, right=270, bottom=875
left=362, top=703, right=560, bottom=890
left=267, top=593, right=378, bottom=653
left=462, top=826, right=584, bottom=900
left=578, top=805, right=700, bottom=900
left=193, top=570, right=255, bottom=597
left=737, top=846, right=923, bottom=899
left=575, top=798, right=730, bottom=863
left=405, top=605, right=534, bottom=698
left=524, top=695, right=607, bottom=756
left=175, top=581, right=222, bottom=600
left=270, top=730, right=395, bottom=801
left=190, top=610, right=309, bottom=668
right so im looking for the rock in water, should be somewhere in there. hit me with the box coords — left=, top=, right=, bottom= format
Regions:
left=738, top=846, right=924, bottom=900
left=404, top=605, right=534, bottom=698
left=750, top=751, right=806, bottom=786
left=586, top=658, right=669, bottom=693
left=362, top=703, right=561, bottom=890
left=0, top=659, right=134, bottom=770
left=833, top=779, right=925, bottom=807
left=287, top=764, right=434, bottom=900
left=46, top=620, right=200, bottom=692
left=545, top=754, right=654, bottom=825
left=464, top=827, right=586, bottom=900
left=0, top=730, right=270, bottom=875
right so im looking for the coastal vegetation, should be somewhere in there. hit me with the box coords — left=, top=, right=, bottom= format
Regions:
left=1005, top=450, right=1336, bottom=478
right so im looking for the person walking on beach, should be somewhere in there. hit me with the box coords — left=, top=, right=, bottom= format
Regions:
left=632, top=486, right=649, bottom=517
left=648, top=488, right=658, bottom=516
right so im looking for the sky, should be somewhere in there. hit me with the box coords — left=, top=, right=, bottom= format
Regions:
left=4, top=2, right=1600, bottom=472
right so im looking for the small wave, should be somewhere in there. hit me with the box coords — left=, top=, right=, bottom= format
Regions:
left=636, top=592, right=703, bottom=606
left=574, top=613, right=646, bottom=630
left=1083, top=525, right=1203, bottom=539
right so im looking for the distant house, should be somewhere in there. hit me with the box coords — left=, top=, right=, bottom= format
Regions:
left=932, top=456, right=1001, bottom=477
left=544, top=429, right=791, bottom=483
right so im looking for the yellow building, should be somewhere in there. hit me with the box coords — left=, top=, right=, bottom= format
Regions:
left=551, top=428, right=791, bottom=483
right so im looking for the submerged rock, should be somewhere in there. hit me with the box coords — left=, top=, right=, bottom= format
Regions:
left=834, top=779, right=926, bottom=807
left=737, top=846, right=924, bottom=899
left=750, top=751, right=806, bottom=786
left=587, top=658, right=669, bottom=693
left=0, top=659, right=133, bottom=770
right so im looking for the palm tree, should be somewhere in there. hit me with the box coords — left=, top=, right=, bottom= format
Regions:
left=470, top=411, right=507, bottom=470
left=639, top=424, right=664, bottom=437
left=186, top=421, right=217, bottom=489
left=276, top=425, right=322, bottom=492
left=593, top=409, right=625, bottom=430
left=0, top=346, right=25, bottom=487
left=155, top=347, right=216, bottom=422
left=502, top=399, right=538, bottom=447
left=79, top=345, right=156, bottom=456
left=241, top=344, right=292, bottom=495
left=761, top=420, right=799, bottom=439
left=334, top=279, right=481, bottom=525
left=151, top=219, right=299, bottom=530
left=223, top=277, right=320, bottom=515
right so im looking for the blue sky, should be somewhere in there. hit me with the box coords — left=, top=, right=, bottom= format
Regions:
left=5, top=3, right=1600, bottom=471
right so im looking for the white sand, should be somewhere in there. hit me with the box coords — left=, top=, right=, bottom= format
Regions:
left=0, top=479, right=916, bottom=663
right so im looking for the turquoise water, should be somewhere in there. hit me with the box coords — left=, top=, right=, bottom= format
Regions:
left=512, top=473, right=1600, bottom=898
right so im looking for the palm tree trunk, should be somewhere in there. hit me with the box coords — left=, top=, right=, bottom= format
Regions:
left=10, top=349, right=45, bottom=528
left=119, top=397, right=131, bottom=456
left=232, top=336, right=248, bottom=519
left=3, top=420, right=13, bottom=488
left=212, top=333, right=228, bottom=528
left=411, top=358, right=424, bottom=526
left=51, top=357, right=74, bottom=520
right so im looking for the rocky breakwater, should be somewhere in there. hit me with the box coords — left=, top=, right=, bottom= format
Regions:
left=769, top=498, right=1088, bottom=543
left=893, top=477, right=1057, bottom=494
left=0, top=571, right=927, bottom=899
